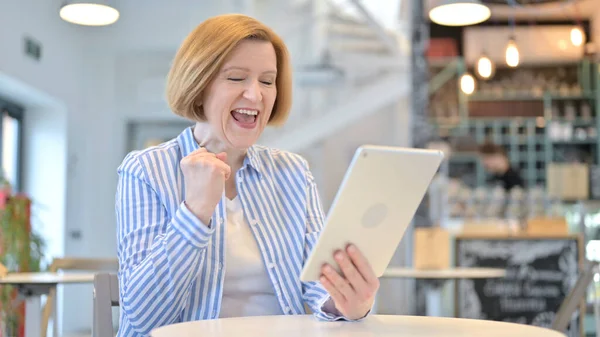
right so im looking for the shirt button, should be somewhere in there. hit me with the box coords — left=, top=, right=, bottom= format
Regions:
left=285, top=307, right=291, bottom=313
left=267, top=263, right=275, bottom=269
left=218, top=218, right=224, bottom=225
left=219, top=263, right=223, bottom=270
left=250, top=219, right=258, bottom=226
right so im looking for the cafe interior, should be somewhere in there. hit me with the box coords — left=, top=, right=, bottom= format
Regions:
left=2, top=0, right=600, bottom=336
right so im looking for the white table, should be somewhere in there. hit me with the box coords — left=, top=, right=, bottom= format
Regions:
left=380, top=268, right=506, bottom=317
left=0, top=272, right=95, bottom=337
left=150, top=314, right=564, bottom=337
left=382, top=267, right=506, bottom=279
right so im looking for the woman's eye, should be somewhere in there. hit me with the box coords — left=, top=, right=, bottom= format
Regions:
left=228, top=78, right=244, bottom=82
left=260, top=81, right=273, bottom=85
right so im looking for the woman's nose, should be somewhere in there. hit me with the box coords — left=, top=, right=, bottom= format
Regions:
left=243, top=80, right=262, bottom=102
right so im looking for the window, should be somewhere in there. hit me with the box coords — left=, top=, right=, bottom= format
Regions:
left=0, top=98, right=24, bottom=192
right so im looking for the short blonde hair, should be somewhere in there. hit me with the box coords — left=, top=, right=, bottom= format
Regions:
left=166, top=14, right=292, bottom=126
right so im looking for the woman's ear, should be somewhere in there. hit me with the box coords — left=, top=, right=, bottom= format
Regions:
left=189, top=97, right=204, bottom=121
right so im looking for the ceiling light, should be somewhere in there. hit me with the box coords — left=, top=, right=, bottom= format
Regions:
left=476, top=53, right=495, bottom=80
left=505, top=37, right=520, bottom=68
left=429, top=0, right=491, bottom=26
left=460, top=73, right=476, bottom=95
left=59, top=1, right=119, bottom=26
left=570, top=26, right=585, bottom=47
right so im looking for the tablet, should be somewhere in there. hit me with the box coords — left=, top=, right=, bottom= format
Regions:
left=300, top=145, right=444, bottom=282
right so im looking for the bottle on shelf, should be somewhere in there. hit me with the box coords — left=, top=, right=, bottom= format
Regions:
left=564, top=102, right=576, bottom=121
left=580, top=102, right=592, bottom=122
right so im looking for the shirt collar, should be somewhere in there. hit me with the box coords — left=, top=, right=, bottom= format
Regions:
left=177, top=126, right=262, bottom=176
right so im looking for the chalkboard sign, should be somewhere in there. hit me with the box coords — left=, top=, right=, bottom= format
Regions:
left=455, top=235, right=583, bottom=337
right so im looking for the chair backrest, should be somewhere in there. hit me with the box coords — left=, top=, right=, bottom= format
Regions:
left=551, top=260, right=598, bottom=332
left=93, top=273, right=120, bottom=337
left=41, top=257, right=119, bottom=337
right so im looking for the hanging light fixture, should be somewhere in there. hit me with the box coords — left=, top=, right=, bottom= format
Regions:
left=570, top=26, right=585, bottom=47
left=476, top=52, right=495, bottom=80
left=505, top=37, right=520, bottom=68
left=429, top=0, right=491, bottom=26
left=59, top=1, right=119, bottom=26
left=460, top=73, right=476, bottom=95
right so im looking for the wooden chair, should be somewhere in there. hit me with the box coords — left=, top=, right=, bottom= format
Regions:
left=41, top=257, right=119, bottom=337
left=551, top=260, right=599, bottom=333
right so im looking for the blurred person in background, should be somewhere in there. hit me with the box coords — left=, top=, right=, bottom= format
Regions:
left=479, top=142, right=525, bottom=192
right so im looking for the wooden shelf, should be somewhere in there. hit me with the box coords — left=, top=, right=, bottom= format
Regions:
left=429, top=58, right=600, bottom=194
left=547, top=119, right=596, bottom=127
left=550, top=139, right=597, bottom=145
left=468, top=92, right=595, bottom=102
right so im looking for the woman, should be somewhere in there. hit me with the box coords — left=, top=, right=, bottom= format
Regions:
left=115, top=14, right=379, bottom=337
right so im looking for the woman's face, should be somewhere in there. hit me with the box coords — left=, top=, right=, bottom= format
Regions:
left=201, top=39, right=278, bottom=149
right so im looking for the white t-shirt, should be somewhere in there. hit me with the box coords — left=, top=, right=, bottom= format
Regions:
left=219, top=196, right=283, bottom=318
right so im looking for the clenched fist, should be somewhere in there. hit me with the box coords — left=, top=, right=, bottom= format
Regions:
left=180, top=147, right=231, bottom=225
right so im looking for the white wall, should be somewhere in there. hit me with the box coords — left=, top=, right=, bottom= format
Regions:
left=22, top=107, right=68, bottom=263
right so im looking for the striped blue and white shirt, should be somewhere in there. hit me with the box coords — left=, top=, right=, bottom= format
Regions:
left=115, top=127, right=348, bottom=337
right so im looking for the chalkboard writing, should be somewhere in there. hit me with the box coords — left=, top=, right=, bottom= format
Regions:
left=455, top=236, right=582, bottom=337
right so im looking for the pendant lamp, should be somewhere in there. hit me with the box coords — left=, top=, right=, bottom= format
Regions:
left=570, top=26, right=585, bottom=47
left=429, top=0, right=491, bottom=26
left=460, top=73, right=476, bottom=95
left=59, top=1, right=119, bottom=26
left=476, top=52, right=495, bottom=80
left=505, top=37, right=520, bottom=68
